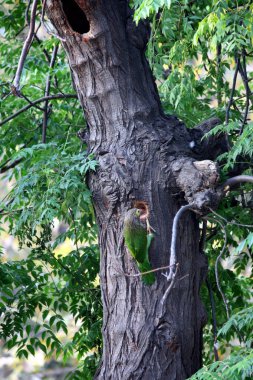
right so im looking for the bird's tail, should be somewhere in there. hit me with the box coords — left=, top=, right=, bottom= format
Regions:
left=138, top=260, right=155, bottom=285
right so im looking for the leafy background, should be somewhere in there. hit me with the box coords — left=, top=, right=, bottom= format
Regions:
left=0, top=0, right=252, bottom=379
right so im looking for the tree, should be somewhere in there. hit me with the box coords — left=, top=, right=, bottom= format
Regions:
left=0, top=1, right=252, bottom=380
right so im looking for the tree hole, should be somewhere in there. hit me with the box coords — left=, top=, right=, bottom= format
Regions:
left=61, top=0, right=90, bottom=34
left=134, top=201, right=149, bottom=220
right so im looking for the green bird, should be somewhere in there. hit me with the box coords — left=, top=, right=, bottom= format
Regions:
left=123, top=208, right=155, bottom=285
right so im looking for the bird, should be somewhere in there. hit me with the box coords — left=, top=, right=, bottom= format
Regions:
left=123, top=208, right=155, bottom=285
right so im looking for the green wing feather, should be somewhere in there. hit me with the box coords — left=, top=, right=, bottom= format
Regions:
left=123, top=209, right=155, bottom=285
left=138, top=233, right=155, bottom=285
left=123, top=223, right=147, bottom=262
left=138, top=260, right=155, bottom=285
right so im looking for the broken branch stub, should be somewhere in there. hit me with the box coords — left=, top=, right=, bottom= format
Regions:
left=171, top=158, right=221, bottom=213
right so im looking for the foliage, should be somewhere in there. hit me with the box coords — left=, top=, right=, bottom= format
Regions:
left=0, top=1, right=101, bottom=378
left=189, top=349, right=253, bottom=380
left=132, top=0, right=253, bottom=378
left=0, top=0, right=253, bottom=379
left=205, top=121, right=253, bottom=169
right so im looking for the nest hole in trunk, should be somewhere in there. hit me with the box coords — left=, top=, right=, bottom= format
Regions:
left=61, top=0, right=90, bottom=34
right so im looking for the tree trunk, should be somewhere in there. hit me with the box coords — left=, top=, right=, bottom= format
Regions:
left=46, top=1, right=214, bottom=378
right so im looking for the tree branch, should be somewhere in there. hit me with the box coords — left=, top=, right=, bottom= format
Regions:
left=206, top=278, right=219, bottom=361
left=12, top=0, right=39, bottom=94
left=208, top=208, right=253, bottom=228
left=0, top=94, right=78, bottom=127
left=200, top=220, right=219, bottom=361
left=42, top=44, right=59, bottom=143
left=122, top=264, right=175, bottom=278
left=222, top=175, right=253, bottom=191
left=20, top=92, right=45, bottom=111
left=0, top=158, right=23, bottom=174
left=25, top=0, right=32, bottom=25
left=167, top=204, right=193, bottom=280
left=216, top=43, right=222, bottom=106
left=204, top=216, right=230, bottom=320
left=238, top=53, right=251, bottom=134
left=226, top=56, right=240, bottom=125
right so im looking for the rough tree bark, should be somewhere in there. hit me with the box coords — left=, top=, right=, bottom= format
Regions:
left=46, top=1, right=226, bottom=379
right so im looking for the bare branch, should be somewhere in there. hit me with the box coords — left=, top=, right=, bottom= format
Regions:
left=122, top=264, right=176, bottom=278
left=209, top=208, right=253, bottom=228
left=25, top=0, right=32, bottom=25
left=42, top=44, right=59, bottom=143
left=20, top=92, right=45, bottom=111
left=12, top=0, right=39, bottom=94
left=0, top=158, right=22, bottom=174
left=206, top=278, right=219, bottom=361
left=200, top=220, right=219, bottom=361
left=216, top=43, right=222, bottom=106
left=222, top=175, right=253, bottom=191
left=0, top=94, right=78, bottom=127
left=160, top=264, right=179, bottom=306
left=34, top=33, right=51, bottom=62
left=238, top=54, right=251, bottom=134
left=205, top=216, right=230, bottom=319
left=168, top=204, right=193, bottom=280
left=225, top=56, right=240, bottom=125
left=68, top=208, right=80, bottom=254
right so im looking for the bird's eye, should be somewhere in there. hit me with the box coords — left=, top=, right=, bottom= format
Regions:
left=136, top=209, right=140, bottom=216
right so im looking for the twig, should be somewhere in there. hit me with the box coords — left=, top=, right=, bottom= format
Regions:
left=238, top=52, right=251, bottom=134
left=122, top=264, right=176, bottom=278
left=222, top=175, right=253, bottom=191
left=206, top=278, right=219, bottom=361
left=68, top=208, right=80, bottom=254
left=42, top=44, right=59, bottom=143
left=205, top=216, right=230, bottom=319
left=206, top=227, right=219, bottom=242
left=41, top=0, right=66, bottom=42
left=216, top=43, right=222, bottom=106
left=34, top=34, right=51, bottom=62
left=20, top=92, right=45, bottom=111
left=158, top=204, right=193, bottom=307
left=232, top=92, right=253, bottom=103
left=12, top=0, right=39, bottom=94
left=0, top=199, right=14, bottom=215
left=160, top=264, right=179, bottom=306
left=0, top=94, right=78, bottom=127
left=168, top=204, right=193, bottom=280
left=33, top=19, right=60, bottom=90
left=209, top=208, right=253, bottom=228
left=225, top=56, right=240, bottom=124
left=25, top=0, right=32, bottom=25
left=200, top=221, right=219, bottom=360
left=207, top=216, right=246, bottom=342
left=0, top=158, right=23, bottom=174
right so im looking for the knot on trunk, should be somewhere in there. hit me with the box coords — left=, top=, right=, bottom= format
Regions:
left=171, top=158, right=221, bottom=213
